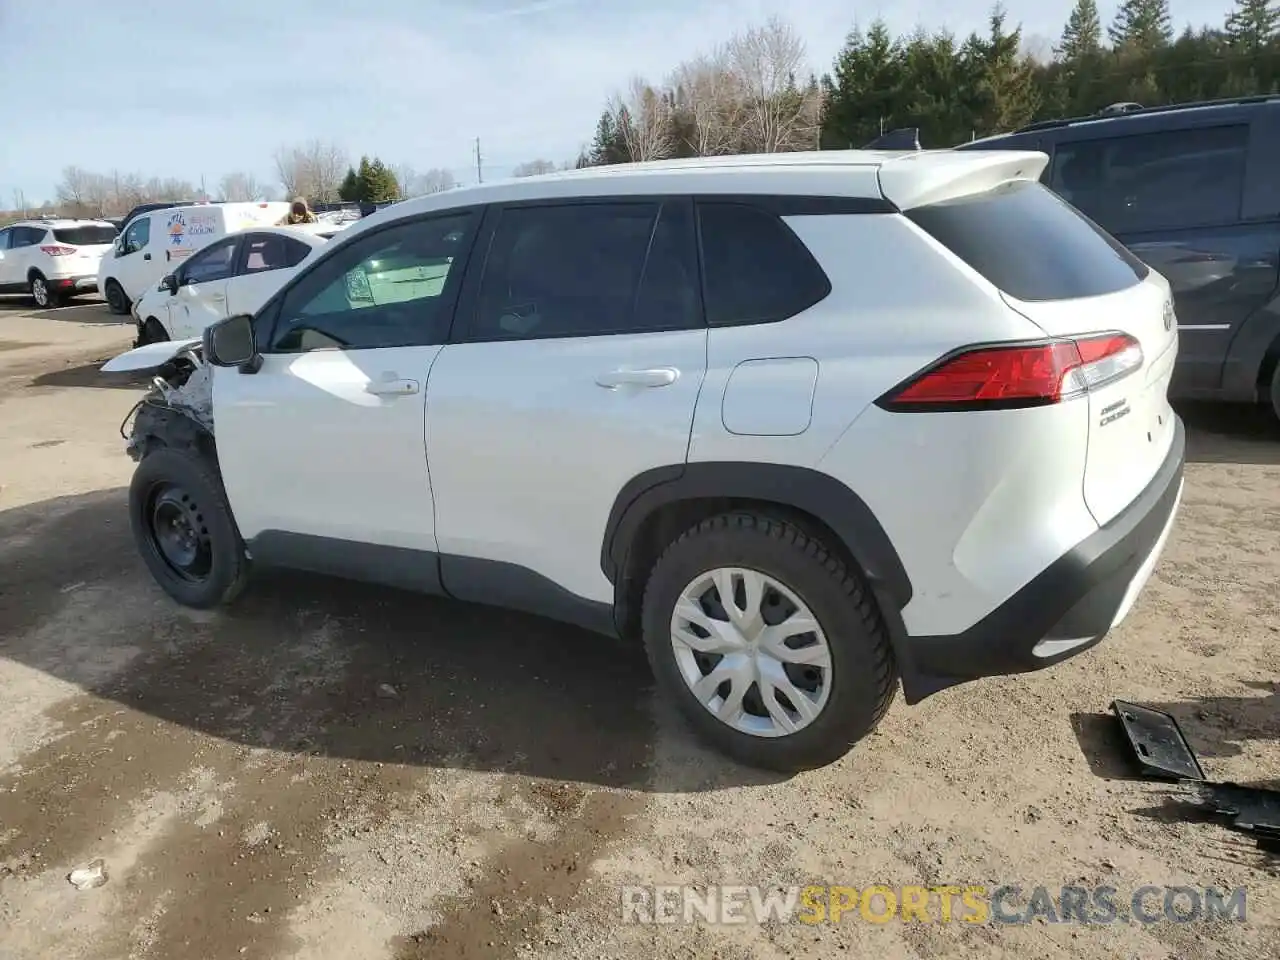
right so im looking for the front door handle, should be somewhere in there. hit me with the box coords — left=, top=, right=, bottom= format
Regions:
left=366, top=378, right=419, bottom=397
left=595, top=367, right=679, bottom=389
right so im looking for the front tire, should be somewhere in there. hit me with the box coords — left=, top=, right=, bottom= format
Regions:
left=129, top=447, right=249, bottom=608
left=142, top=317, right=170, bottom=344
left=641, top=513, right=897, bottom=772
left=104, top=279, right=129, bottom=315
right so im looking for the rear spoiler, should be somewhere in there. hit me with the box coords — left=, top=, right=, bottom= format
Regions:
left=876, top=150, right=1049, bottom=211
left=863, top=128, right=921, bottom=151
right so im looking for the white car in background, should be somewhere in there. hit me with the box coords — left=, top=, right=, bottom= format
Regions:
left=131, top=226, right=331, bottom=344
left=0, top=219, right=119, bottom=307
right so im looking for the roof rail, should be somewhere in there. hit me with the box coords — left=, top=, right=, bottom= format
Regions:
left=1014, top=93, right=1280, bottom=134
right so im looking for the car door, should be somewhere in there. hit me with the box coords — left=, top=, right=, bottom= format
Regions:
left=1047, top=120, right=1275, bottom=395
left=227, top=232, right=315, bottom=316
left=168, top=236, right=240, bottom=338
left=425, top=198, right=707, bottom=623
left=114, top=214, right=154, bottom=299
left=213, top=209, right=481, bottom=586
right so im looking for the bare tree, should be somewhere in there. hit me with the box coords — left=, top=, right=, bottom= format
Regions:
left=511, top=159, right=560, bottom=178
left=613, top=77, right=673, bottom=161
left=726, top=17, right=822, bottom=153
left=55, top=166, right=96, bottom=215
left=218, top=171, right=266, bottom=202
left=416, top=168, right=458, bottom=194
left=274, top=140, right=348, bottom=203
left=670, top=50, right=747, bottom=156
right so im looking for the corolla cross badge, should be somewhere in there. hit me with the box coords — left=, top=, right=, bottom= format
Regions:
left=1163, top=301, right=1174, bottom=332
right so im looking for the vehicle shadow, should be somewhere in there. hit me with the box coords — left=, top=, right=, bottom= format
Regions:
left=1177, top=401, right=1280, bottom=465
left=0, top=488, right=780, bottom=793
left=0, top=295, right=121, bottom=322
left=29, top=361, right=148, bottom=390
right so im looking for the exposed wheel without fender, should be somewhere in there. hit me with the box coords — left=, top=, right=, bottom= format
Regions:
left=641, top=513, right=897, bottom=772
left=129, top=447, right=249, bottom=608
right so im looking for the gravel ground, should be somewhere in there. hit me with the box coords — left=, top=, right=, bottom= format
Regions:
left=1, top=297, right=1278, bottom=960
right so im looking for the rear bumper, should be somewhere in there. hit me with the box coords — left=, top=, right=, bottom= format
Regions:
left=48, top=275, right=98, bottom=293
left=899, top=414, right=1186, bottom=704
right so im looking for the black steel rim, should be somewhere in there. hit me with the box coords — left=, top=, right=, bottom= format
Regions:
left=145, top=482, right=213, bottom=582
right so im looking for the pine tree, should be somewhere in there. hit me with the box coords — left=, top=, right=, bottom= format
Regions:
left=976, top=6, right=1041, bottom=134
left=1224, top=0, right=1280, bottom=49
left=1108, top=0, right=1174, bottom=51
left=338, top=167, right=359, bottom=202
left=1057, top=0, right=1103, bottom=60
left=362, top=158, right=399, bottom=202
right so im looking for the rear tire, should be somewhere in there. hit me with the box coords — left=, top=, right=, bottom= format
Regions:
left=30, top=273, right=62, bottom=309
left=641, top=513, right=897, bottom=772
left=104, top=279, right=129, bottom=315
left=129, top=447, right=249, bottom=608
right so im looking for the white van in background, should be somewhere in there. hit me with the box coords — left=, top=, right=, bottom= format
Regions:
left=98, top=201, right=290, bottom=314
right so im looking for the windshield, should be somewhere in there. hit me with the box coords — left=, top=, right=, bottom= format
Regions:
left=52, top=225, right=119, bottom=246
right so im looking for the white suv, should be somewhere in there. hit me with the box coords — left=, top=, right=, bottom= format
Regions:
left=102, top=150, right=1186, bottom=771
left=0, top=218, right=118, bottom=307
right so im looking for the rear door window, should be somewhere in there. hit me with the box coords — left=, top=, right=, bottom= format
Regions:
left=906, top=179, right=1149, bottom=302
left=696, top=201, right=831, bottom=325
left=1049, top=124, right=1249, bottom=233
left=240, top=234, right=312, bottom=274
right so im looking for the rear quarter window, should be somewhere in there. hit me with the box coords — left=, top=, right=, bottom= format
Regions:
left=905, top=179, right=1149, bottom=302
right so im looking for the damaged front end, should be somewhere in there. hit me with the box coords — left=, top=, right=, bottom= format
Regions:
left=107, top=339, right=216, bottom=462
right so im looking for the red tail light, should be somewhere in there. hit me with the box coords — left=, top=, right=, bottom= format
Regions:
left=878, top=333, right=1143, bottom=412
left=40, top=245, right=77, bottom=256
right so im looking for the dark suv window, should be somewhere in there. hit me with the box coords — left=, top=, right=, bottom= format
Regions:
left=52, top=225, right=118, bottom=246
left=1050, top=124, right=1250, bottom=233
left=697, top=202, right=831, bottom=325
left=906, top=179, right=1148, bottom=302
left=469, top=201, right=700, bottom=341
left=241, top=233, right=312, bottom=274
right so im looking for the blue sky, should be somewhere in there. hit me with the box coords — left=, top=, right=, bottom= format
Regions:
left=0, top=0, right=1236, bottom=203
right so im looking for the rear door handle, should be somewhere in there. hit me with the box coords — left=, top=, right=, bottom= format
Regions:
left=366, top=378, right=419, bottom=397
left=595, top=367, right=679, bottom=389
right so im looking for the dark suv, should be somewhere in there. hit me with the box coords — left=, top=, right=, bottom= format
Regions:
left=959, top=96, right=1280, bottom=420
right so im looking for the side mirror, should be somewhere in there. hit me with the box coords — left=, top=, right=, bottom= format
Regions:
left=162, top=274, right=179, bottom=295
left=203, top=313, right=260, bottom=372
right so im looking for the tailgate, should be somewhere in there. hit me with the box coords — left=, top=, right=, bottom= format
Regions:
left=1003, top=274, right=1179, bottom=525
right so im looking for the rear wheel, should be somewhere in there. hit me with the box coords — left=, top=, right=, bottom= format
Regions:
left=641, top=513, right=897, bottom=772
left=104, top=279, right=129, bottom=315
left=129, top=447, right=249, bottom=608
left=30, top=273, right=62, bottom=309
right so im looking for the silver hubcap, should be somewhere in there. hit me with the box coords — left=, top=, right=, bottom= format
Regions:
left=670, top=567, right=832, bottom=738
left=32, top=279, right=47, bottom=305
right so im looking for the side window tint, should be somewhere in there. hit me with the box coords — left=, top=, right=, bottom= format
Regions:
left=124, top=217, right=150, bottom=254
left=269, top=212, right=474, bottom=353
left=471, top=201, right=698, bottom=341
left=16, top=227, right=46, bottom=247
left=0, top=229, right=10, bottom=250
left=184, top=239, right=237, bottom=284
left=242, top=234, right=294, bottom=274
left=283, top=237, right=313, bottom=267
left=697, top=202, right=831, bottom=326
left=1050, top=125, right=1249, bottom=233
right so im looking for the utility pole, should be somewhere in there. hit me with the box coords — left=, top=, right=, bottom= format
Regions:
left=474, top=137, right=483, bottom=184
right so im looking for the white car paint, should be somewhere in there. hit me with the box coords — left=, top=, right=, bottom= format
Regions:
left=132, top=226, right=329, bottom=341
left=98, top=201, right=290, bottom=305
left=0, top=219, right=118, bottom=304
left=101, top=338, right=200, bottom=372
left=107, top=149, right=1187, bottom=767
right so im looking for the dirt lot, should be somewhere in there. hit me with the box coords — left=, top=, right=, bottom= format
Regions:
left=1, top=297, right=1278, bottom=960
